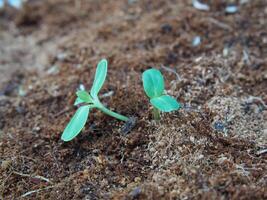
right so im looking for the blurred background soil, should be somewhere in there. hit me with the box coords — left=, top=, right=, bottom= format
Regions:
left=0, top=0, right=266, bottom=199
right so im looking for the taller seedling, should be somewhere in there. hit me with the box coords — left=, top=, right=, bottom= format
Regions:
left=61, top=59, right=128, bottom=142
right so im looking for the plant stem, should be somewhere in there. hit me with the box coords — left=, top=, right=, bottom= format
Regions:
left=98, top=105, right=129, bottom=121
left=152, top=107, right=160, bottom=120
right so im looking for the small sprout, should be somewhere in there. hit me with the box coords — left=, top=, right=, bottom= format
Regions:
left=142, top=68, right=181, bottom=120
left=61, top=59, right=129, bottom=142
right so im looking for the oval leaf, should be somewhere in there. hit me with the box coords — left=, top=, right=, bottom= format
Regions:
left=61, top=105, right=90, bottom=142
left=150, top=95, right=180, bottom=112
left=90, top=59, right=108, bottom=98
left=142, top=68, right=164, bottom=98
left=76, top=90, right=92, bottom=103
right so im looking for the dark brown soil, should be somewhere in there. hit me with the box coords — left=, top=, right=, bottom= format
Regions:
left=0, top=0, right=266, bottom=199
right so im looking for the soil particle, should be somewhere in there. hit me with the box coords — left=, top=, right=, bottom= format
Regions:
left=121, top=117, right=137, bottom=135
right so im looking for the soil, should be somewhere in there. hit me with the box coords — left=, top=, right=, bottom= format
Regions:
left=0, top=0, right=266, bottom=199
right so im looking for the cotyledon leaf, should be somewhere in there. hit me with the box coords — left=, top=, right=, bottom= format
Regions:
left=61, top=105, right=90, bottom=142
left=90, top=59, right=107, bottom=98
left=142, top=68, right=164, bottom=98
left=150, top=95, right=180, bottom=112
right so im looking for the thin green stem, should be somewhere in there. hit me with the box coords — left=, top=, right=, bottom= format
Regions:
left=97, top=105, right=128, bottom=122
left=152, top=107, right=160, bottom=120
left=93, top=97, right=128, bottom=121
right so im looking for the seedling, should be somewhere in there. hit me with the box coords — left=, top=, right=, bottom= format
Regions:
left=142, top=68, right=181, bottom=120
left=61, top=59, right=129, bottom=142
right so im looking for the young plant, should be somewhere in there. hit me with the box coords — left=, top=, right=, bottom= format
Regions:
left=142, top=68, right=180, bottom=120
left=61, top=59, right=129, bottom=142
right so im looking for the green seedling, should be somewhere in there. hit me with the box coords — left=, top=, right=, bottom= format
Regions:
left=61, top=59, right=129, bottom=142
left=142, top=68, right=181, bottom=120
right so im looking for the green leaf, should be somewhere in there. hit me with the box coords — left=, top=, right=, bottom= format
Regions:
left=142, top=68, right=164, bottom=98
left=74, top=97, right=84, bottom=106
left=150, top=95, right=180, bottom=112
left=90, top=59, right=108, bottom=98
left=61, top=105, right=90, bottom=142
left=76, top=90, right=92, bottom=103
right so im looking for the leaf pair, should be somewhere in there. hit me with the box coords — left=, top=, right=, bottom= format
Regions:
left=142, top=68, right=180, bottom=112
left=61, top=59, right=108, bottom=142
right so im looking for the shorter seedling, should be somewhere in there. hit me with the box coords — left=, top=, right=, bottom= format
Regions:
left=61, top=59, right=129, bottom=142
left=142, top=68, right=180, bottom=120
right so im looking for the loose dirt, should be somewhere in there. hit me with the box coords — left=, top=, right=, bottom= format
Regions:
left=0, top=0, right=266, bottom=199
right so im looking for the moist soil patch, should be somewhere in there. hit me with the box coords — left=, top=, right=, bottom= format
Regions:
left=0, top=0, right=266, bottom=199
